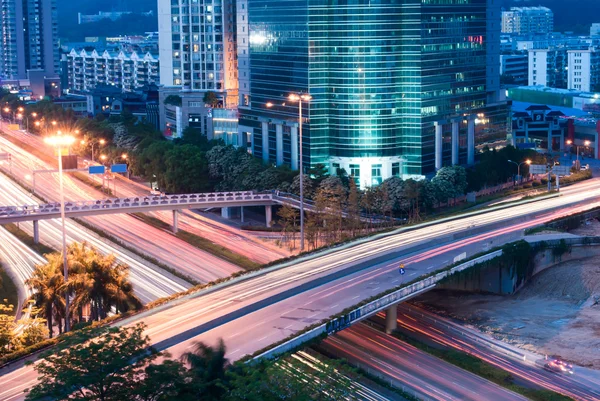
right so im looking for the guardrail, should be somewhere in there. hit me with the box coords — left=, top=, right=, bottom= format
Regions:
left=253, top=249, right=503, bottom=361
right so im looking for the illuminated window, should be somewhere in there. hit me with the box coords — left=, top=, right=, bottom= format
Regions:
left=371, top=164, right=382, bottom=186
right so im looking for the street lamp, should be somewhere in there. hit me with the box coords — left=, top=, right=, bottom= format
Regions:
left=80, top=138, right=106, bottom=162
left=508, top=159, right=532, bottom=184
left=287, top=93, right=311, bottom=251
left=566, top=139, right=591, bottom=169
left=44, top=131, right=76, bottom=333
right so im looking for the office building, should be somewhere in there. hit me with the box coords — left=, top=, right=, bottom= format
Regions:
left=238, top=0, right=508, bottom=186
left=157, top=0, right=238, bottom=137
left=500, top=54, right=529, bottom=86
left=567, top=48, right=600, bottom=92
left=501, top=7, right=554, bottom=36
left=0, top=0, right=59, bottom=85
left=65, top=49, right=159, bottom=93
left=528, top=48, right=567, bottom=88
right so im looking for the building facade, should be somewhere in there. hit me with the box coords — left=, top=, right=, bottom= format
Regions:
left=157, top=0, right=239, bottom=136
left=0, top=0, right=59, bottom=81
left=238, top=0, right=507, bottom=186
left=500, top=54, right=529, bottom=85
left=65, top=49, right=159, bottom=93
left=528, top=48, right=567, bottom=88
left=567, top=48, right=600, bottom=92
left=501, top=7, right=553, bottom=36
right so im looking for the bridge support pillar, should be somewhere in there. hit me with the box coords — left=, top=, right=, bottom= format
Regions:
left=172, top=210, right=179, bottom=234
left=33, top=220, right=39, bottom=244
left=221, top=207, right=231, bottom=219
left=240, top=206, right=245, bottom=223
left=265, top=205, right=272, bottom=228
left=385, top=305, right=398, bottom=334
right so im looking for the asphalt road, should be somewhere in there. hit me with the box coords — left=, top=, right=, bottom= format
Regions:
left=3, top=169, right=600, bottom=399
left=392, top=304, right=600, bottom=401
left=320, top=323, right=529, bottom=401
left=1, top=127, right=289, bottom=264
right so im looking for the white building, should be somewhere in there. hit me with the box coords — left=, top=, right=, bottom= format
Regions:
left=502, top=7, right=554, bottom=36
left=157, top=0, right=239, bottom=137
left=528, top=48, right=567, bottom=89
left=567, top=48, right=600, bottom=92
left=65, top=49, right=159, bottom=93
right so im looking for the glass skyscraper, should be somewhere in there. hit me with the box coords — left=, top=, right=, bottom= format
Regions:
left=238, top=0, right=507, bottom=187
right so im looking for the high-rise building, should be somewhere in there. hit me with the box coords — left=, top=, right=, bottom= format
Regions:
left=502, top=7, right=554, bottom=36
left=157, top=0, right=238, bottom=137
left=500, top=54, right=529, bottom=86
left=0, top=0, right=59, bottom=80
left=528, top=48, right=568, bottom=88
left=238, top=0, right=508, bottom=186
left=567, top=48, right=600, bottom=92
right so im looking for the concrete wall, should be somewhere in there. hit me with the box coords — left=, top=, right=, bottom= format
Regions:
left=440, top=239, right=600, bottom=295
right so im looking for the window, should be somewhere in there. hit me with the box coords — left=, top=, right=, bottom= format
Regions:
left=349, top=164, right=360, bottom=185
left=371, top=164, right=382, bottom=186
left=392, top=162, right=400, bottom=177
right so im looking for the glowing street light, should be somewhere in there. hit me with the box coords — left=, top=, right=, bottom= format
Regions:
left=44, top=132, right=76, bottom=332
left=287, top=93, right=311, bottom=252
left=566, top=140, right=591, bottom=168
left=508, top=159, right=532, bottom=185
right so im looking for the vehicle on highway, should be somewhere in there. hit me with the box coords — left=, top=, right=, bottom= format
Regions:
left=544, top=359, right=574, bottom=375
left=581, top=164, right=590, bottom=171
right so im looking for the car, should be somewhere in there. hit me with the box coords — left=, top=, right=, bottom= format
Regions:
left=581, top=164, right=589, bottom=171
left=150, top=188, right=162, bottom=196
left=544, top=359, right=574, bottom=375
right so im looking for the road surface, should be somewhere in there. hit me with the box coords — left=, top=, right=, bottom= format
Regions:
left=392, top=304, right=600, bottom=401
left=1, top=127, right=288, bottom=264
left=0, top=132, right=241, bottom=282
left=3, top=177, right=600, bottom=399
left=321, top=323, right=529, bottom=401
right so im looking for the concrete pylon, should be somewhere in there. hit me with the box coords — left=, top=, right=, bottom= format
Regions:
left=172, top=210, right=179, bottom=234
left=265, top=205, right=272, bottom=228
left=385, top=305, right=398, bottom=334
left=33, top=220, right=39, bottom=244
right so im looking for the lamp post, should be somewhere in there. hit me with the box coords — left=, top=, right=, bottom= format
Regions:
left=288, top=93, right=311, bottom=252
left=566, top=139, right=591, bottom=169
left=44, top=131, right=75, bottom=333
left=80, top=138, right=106, bottom=162
left=508, top=159, right=532, bottom=184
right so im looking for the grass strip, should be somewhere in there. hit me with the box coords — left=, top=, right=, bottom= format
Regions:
left=4, top=223, right=57, bottom=256
left=72, top=217, right=199, bottom=286
left=131, top=213, right=261, bottom=271
left=391, top=331, right=574, bottom=401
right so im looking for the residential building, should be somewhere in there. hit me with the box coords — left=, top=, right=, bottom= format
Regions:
left=53, top=95, right=88, bottom=117
left=501, top=7, right=554, bottom=36
left=567, top=48, right=600, bottom=92
left=0, top=0, right=59, bottom=95
left=500, top=54, right=529, bottom=85
left=157, top=0, right=238, bottom=137
left=591, top=23, right=600, bottom=37
left=65, top=49, right=159, bottom=93
left=528, top=48, right=568, bottom=88
left=238, top=0, right=508, bottom=186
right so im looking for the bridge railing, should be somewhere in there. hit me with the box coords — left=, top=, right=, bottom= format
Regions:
left=0, top=191, right=272, bottom=219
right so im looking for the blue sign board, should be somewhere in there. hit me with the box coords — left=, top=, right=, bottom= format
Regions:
left=110, top=164, right=128, bottom=173
left=399, top=268, right=406, bottom=275
left=88, top=165, right=105, bottom=175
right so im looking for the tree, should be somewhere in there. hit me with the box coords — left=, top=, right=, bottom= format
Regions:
left=347, top=179, right=362, bottom=236
left=181, top=339, right=229, bottom=400
left=0, top=301, right=17, bottom=356
left=164, top=95, right=182, bottom=107
left=314, top=176, right=347, bottom=242
left=26, top=323, right=154, bottom=401
left=203, top=91, right=220, bottom=108
left=432, top=166, right=468, bottom=198
left=26, top=258, right=66, bottom=337
left=132, top=360, right=192, bottom=401
left=277, top=203, right=299, bottom=249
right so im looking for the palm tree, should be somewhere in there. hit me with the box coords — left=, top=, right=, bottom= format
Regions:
left=26, top=256, right=66, bottom=338
left=182, top=339, right=229, bottom=400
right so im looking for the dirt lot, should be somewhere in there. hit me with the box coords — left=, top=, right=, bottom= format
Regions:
left=415, top=258, right=600, bottom=368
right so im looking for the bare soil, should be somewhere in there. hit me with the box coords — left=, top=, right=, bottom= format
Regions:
left=415, top=258, right=600, bottom=368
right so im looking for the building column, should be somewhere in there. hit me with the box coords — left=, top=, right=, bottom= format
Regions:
left=290, top=125, right=299, bottom=171
left=548, top=128, right=553, bottom=152
left=265, top=205, right=272, bottom=228
left=221, top=207, right=231, bottom=219
left=467, top=117, right=475, bottom=165
left=261, top=122, right=269, bottom=163
left=385, top=305, right=398, bottom=334
left=275, top=124, right=283, bottom=166
left=240, top=206, right=245, bottom=223
left=33, top=220, right=39, bottom=244
left=434, top=121, right=443, bottom=170
left=451, top=119, right=459, bottom=165
left=172, top=210, right=179, bottom=234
